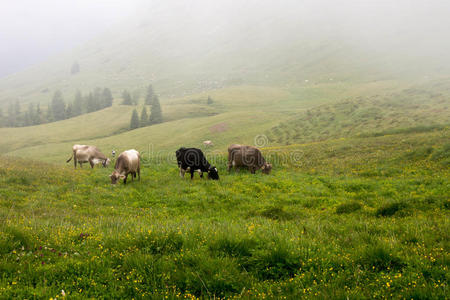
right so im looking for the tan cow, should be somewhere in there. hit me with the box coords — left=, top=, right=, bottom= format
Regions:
left=109, top=149, right=140, bottom=184
left=66, top=144, right=110, bottom=169
left=227, top=144, right=272, bottom=174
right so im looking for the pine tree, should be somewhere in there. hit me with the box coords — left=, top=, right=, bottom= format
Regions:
left=140, top=106, right=148, bottom=127
left=122, top=90, right=133, bottom=105
left=207, top=96, right=214, bottom=105
left=102, top=88, right=113, bottom=108
left=51, top=90, right=66, bottom=121
left=130, top=109, right=139, bottom=129
left=145, top=84, right=154, bottom=105
left=149, top=95, right=162, bottom=124
left=73, top=90, right=83, bottom=116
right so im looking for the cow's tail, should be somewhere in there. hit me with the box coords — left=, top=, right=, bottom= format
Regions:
left=66, top=154, right=73, bottom=163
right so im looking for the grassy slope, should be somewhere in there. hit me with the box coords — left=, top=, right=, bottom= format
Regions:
left=0, top=131, right=448, bottom=298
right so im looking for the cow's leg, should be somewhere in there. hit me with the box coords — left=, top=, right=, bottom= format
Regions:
left=137, top=167, right=141, bottom=181
left=190, top=170, right=195, bottom=179
left=250, top=167, right=256, bottom=174
left=89, top=159, right=94, bottom=168
left=131, top=172, right=135, bottom=181
left=74, top=155, right=77, bottom=169
left=179, top=168, right=186, bottom=178
left=79, top=162, right=83, bottom=168
left=123, top=174, right=128, bottom=184
left=198, top=170, right=203, bottom=178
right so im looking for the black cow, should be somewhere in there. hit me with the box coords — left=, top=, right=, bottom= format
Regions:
left=175, top=147, right=219, bottom=180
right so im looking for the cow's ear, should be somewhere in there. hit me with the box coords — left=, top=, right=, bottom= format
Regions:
left=120, top=174, right=126, bottom=179
left=109, top=175, right=113, bottom=178
left=261, top=165, right=266, bottom=170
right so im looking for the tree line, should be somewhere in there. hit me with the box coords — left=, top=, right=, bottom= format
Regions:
left=129, top=84, right=162, bottom=129
left=0, top=88, right=113, bottom=127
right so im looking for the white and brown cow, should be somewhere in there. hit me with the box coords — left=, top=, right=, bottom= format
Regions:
left=66, top=144, right=110, bottom=169
left=109, top=149, right=140, bottom=184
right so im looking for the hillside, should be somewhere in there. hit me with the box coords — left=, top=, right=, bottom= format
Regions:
left=1, top=1, right=449, bottom=109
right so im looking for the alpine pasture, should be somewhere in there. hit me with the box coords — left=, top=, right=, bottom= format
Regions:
left=1, top=1, right=450, bottom=298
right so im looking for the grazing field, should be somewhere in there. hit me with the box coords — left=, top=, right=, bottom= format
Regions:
left=1, top=131, right=448, bottom=299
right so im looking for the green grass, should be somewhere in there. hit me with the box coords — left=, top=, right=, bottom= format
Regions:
left=0, top=131, right=448, bottom=298
left=265, top=85, right=450, bottom=145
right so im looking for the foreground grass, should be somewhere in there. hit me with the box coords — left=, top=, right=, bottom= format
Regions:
left=0, top=134, right=449, bottom=298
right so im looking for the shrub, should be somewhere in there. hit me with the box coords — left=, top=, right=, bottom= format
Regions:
left=336, top=201, right=362, bottom=214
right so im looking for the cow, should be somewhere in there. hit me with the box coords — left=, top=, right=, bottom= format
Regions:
left=109, top=149, right=140, bottom=184
left=203, top=140, right=214, bottom=147
left=227, top=144, right=272, bottom=174
left=66, top=144, right=110, bottom=169
left=175, top=147, right=219, bottom=180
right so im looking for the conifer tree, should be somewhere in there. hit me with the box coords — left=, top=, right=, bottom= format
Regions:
left=73, top=90, right=83, bottom=116
left=122, top=90, right=133, bottom=105
left=130, top=109, right=139, bottom=129
left=145, top=84, right=154, bottom=105
left=140, top=106, right=148, bottom=127
left=149, top=95, right=162, bottom=124
left=51, top=90, right=66, bottom=121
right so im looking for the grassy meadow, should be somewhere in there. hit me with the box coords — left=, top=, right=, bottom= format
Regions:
left=0, top=130, right=448, bottom=299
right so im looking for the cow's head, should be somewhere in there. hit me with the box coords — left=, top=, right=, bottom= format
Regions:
left=261, top=163, right=272, bottom=174
left=109, top=170, right=125, bottom=184
left=207, top=166, right=219, bottom=180
left=103, top=158, right=111, bottom=168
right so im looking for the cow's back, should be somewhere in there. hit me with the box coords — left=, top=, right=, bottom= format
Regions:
left=116, top=150, right=140, bottom=173
left=230, top=145, right=264, bottom=168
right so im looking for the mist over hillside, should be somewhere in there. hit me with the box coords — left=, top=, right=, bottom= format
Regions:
left=1, top=0, right=449, bottom=106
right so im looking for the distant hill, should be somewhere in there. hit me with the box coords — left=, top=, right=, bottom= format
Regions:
left=1, top=1, right=449, bottom=108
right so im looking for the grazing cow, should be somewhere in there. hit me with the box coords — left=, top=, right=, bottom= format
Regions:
left=203, top=140, right=214, bottom=147
left=175, top=147, right=219, bottom=180
left=227, top=144, right=272, bottom=174
left=66, top=144, right=110, bottom=169
left=109, top=149, right=140, bottom=184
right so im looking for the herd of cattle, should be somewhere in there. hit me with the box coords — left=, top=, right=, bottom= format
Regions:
left=67, top=144, right=272, bottom=184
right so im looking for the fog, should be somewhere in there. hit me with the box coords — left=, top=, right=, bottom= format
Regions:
left=0, top=0, right=142, bottom=77
left=1, top=0, right=449, bottom=78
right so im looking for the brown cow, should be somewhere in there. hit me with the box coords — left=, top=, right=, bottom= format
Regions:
left=66, top=144, right=110, bottom=169
left=109, top=149, right=140, bottom=184
left=227, top=144, right=272, bottom=174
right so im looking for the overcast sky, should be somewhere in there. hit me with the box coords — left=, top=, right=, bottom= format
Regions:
left=1, top=0, right=449, bottom=78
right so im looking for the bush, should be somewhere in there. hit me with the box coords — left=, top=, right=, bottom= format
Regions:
left=336, top=201, right=362, bottom=214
